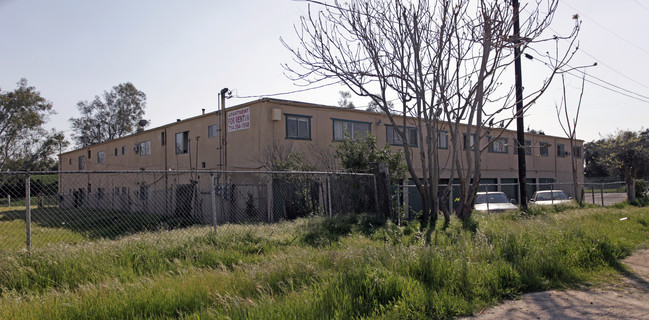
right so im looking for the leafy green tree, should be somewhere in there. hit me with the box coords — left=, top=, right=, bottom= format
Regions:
left=334, top=133, right=406, bottom=183
left=584, top=139, right=610, bottom=178
left=599, top=130, right=649, bottom=203
left=0, top=79, right=67, bottom=171
left=70, top=82, right=147, bottom=147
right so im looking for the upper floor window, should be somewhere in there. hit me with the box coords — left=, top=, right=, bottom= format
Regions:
left=539, top=142, right=550, bottom=157
left=463, top=134, right=476, bottom=150
left=78, top=156, right=85, bottom=170
left=114, top=148, right=118, bottom=156
left=514, top=139, right=532, bottom=155
left=175, top=131, right=189, bottom=154
left=208, top=124, right=218, bottom=138
left=139, top=141, right=151, bottom=156
left=387, top=125, right=417, bottom=147
left=573, top=146, right=582, bottom=158
left=438, top=131, right=449, bottom=149
left=557, top=144, right=566, bottom=158
left=121, top=146, right=126, bottom=155
left=286, top=114, right=311, bottom=140
left=488, top=136, right=508, bottom=153
left=97, top=151, right=105, bottom=163
left=333, top=119, right=371, bottom=141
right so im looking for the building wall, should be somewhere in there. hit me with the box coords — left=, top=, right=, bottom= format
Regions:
left=59, top=98, right=585, bottom=212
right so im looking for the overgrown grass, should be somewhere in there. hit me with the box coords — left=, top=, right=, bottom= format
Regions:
left=1, top=203, right=649, bottom=319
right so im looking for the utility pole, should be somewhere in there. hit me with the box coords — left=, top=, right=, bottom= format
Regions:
left=512, top=0, right=528, bottom=211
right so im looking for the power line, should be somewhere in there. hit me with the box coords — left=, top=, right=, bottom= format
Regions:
left=633, top=0, right=649, bottom=14
left=564, top=69, right=649, bottom=104
left=562, top=1, right=649, bottom=56
left=232, top=81, right=341, bottom=99
left=577, top=49, right=649, bottom=90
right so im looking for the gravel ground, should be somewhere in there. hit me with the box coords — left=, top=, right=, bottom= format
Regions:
left=463, top=249, right=649, bottom=320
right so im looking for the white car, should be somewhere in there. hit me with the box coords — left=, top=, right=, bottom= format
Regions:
left=529, top=190, right=572, bottom=205
left=474, top=192, right=518, bottom=212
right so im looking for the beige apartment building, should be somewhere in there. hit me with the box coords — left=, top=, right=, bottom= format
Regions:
left=58, top=98, right=583, bottom=217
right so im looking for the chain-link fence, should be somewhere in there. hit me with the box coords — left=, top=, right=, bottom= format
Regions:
left=398, top=180, right=629, bottom=219
left=0, top=170, right=379, bottom=252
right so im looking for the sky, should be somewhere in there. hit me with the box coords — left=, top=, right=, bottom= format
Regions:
left=1, top=0, right=648, bottom=151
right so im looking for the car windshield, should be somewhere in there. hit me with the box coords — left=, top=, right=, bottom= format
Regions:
left=535, top=192, right=568, bottom=201
left=475, top=193, right=510, bottom=204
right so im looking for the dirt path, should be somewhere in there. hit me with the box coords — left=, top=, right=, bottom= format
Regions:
left=463, top=249, right=649, bottom=320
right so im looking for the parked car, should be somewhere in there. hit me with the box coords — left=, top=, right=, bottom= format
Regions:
left=474, top=192, right=518, bottom=212
left=529, top=190, right=572, bottom=205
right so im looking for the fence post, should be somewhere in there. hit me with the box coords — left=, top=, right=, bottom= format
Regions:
left=396, top=183, right=401, bottom=226
left=7, top=194, right=10, bottom=207
left=372, top=174, right=380, bottom=216
left=600, top=183, right=605, bottom=207
left=327, top=174, right=332, bottom=218
left=403, top=180, right=409, bottom=220
left=590, top=184, right=594, bottom=204
left=25, top=173, right=31, bottom=250
left=267, top=176, right=273, bottom=222
left=210, top=174, right=217, bottom=233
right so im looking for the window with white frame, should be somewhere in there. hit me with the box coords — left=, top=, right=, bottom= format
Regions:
left=78, top=156, right=85, bottom=170
left=572, top=146, right=582, bottom=158
left=438, top=130, right=449, bottom=149
left=463, top=134, right=476, bottom=150
left=97, top=151, right=105, bottom=163
left=333, top=119, right=371, bottom=141
left=386, top=125, right=417, bottom=147
left=208, top=124, right=218, bottom=138
left=514, top=139, right=532, bottom=155
left=488, top=136, right=508, bottom=153
left=175, top=131, right=189, bottom=154
left=286, top=114, right=311, bottom=140
left=539, top=142, right=549, bottom=157
left=557, top=144, right=566, bottom=157
left=139, top=141, right=151, bottom=156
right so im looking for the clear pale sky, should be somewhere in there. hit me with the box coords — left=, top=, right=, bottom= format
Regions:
left=1, top=0, right=647, bottom=150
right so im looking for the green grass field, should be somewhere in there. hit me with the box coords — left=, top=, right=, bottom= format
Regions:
left=1, top=203, right=648, bottom=319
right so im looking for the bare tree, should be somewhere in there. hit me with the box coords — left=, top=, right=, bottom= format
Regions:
left=283, top=0, right=579, bottom=227
left=556, top=74, right=585, bottom=205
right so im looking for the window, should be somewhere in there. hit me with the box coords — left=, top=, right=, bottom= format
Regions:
left=121, top=146, right=126, bottom=155
left=161, top=132, right=166, bottom=146
left=539, top=142, right=549, bottom=157
left=87, top=150, right=91, bottom=159
left=208, top=124, right=218, bottom=138
left=175, top=131, right=189, bottom=154
left=78, top=156, right=85, bottom=170
left=488, top=136, right=508, bottom=153
left=573, top=146, right=582, bottom=158
left=139, top=141, right=151, bottom=156
left=97, top=151, right=105, bottom=163
left=463, top=134, right=476, bottom=150
left=386, top=125, right=418, bottom=147
left=114, top=148, right=118, bottom=156
left=286, top=114, right=311, bottom=140
left=69, top=158, right=71, bottom=165
left=513, top=139, right=532, bottom=155
left=98, top=188, right=105, bottom=200
left=557, top=144, right=566, bottom=157
left=139, top=185, right=150, bottom=201
left=114, top=187, right=120, bottom=195
left=333, top=119, right=371, bottom=141
left=438, top=131, right=448, bottom=149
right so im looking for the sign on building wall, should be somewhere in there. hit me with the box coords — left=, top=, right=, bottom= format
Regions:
left=227, top=107, right=250, bottom=132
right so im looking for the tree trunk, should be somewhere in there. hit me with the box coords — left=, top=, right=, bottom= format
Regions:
left=627, top=176, right=636, bottom=204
